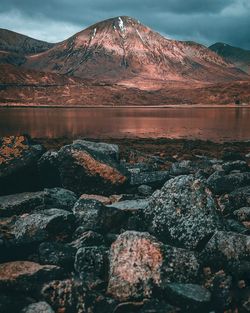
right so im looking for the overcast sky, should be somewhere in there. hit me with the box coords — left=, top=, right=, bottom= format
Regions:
left=0, top=0, right=249, bottom=49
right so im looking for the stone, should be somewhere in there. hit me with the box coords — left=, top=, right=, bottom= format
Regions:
left=43, top=187, right=77, bottom=211
left=138, top=184, right=153, bottom=196
left=73, top=139, right=120, bottom=160
left=108, top=231, right=200, bottom=301
left=226, top=219, right=249, bottom=235
left=130, top=171, right=170, bottom=188
left=38, top=150, right=60, bottom=188
left=21, top=301, right=55, bottom=313
left=207, top=171, right=250, bottom=194
left=80, top=193, right=112, bottom=205
left=57, top=141, right=128, bottom=195
left=201, top=231, right=250, bottom=268
left=163, top=283, right=211, bottom=311
left=144, top=175, right=224, bottom=249
left=234, top=207, right=250, bottom=222
left=73, top=198, right=127, bottom=233
left=70, top=231, right=105, bottom=250
left=108, top=199, right=149, bottom=212
left=0, top=191, right=44, bottom=217
left=0, top=261, right=62, bottom=292
left=222, top=151, right=244, bottom=161
left=74, top=246, right=108, bottom=284
left=222, top=160, right=249, bottom=174
left=14, top=208, right=75, bottom=245
left=41, top=279, right=86, bottom=313
left=0, top=135, right=44, bottom=195
left=39, top=242, right=76, bottom=268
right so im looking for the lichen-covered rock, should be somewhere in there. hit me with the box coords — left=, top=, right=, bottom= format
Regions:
left=201, top=231, right=250, bottom=268
left=163, top=283, right=211, bottom=311
left=108, top=231, right=200, bottom=301
left=138, top=184, right=153, bottom=196
left=39, top=242, right=76, bottom=268
left=41, top=279, right=86, bottom=313
left=38, top=150, right=60, bottom=188
left=144, top=175, right=224, bottom=249
left=14, top=208, right=75, bottom=245
left=0, top=191, right=45, bottom=217
left=74, top=246, right=108, bottom=284
left=57, top=141, right=128, bottom=195
left=222, top=160, right=249, bottom=174
left=130, top=171, right=170, bottom=188
left=73, top=139, right=120, bottom=161
left=0, top=135, right=44, bottom=195
left=21, top=301, right=55, bottom=313
left=0, top=261, right=62, bottom=292
left=234, top=207, right=250, bottom=222
left=207, top=171, right=250, bottom=194
left=43, top=187, right=77, bottom=211
left=73, top=198, right=127, bottom=233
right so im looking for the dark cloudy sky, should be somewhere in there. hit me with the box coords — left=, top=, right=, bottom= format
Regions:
left=1, top=0, right=250, bottom=49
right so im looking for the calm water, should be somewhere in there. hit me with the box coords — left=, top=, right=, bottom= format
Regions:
left=0, top=107, right=250, bottom=141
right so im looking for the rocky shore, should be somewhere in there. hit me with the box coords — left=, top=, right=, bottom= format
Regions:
left=0, top=135, right=250, bottom=313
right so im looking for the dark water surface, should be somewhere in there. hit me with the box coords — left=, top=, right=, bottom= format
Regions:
left=0, top=107, right=250, bottom=141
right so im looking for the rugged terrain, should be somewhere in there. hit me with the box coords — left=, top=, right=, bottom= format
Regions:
left=0, top=135, right=250, bottom=313
left=0, top=16, right=249, bottom=106
left=209, top=42, right=250, bottom=75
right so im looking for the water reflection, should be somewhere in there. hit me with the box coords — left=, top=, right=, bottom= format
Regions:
left=0, top=107, right=250, bottom=141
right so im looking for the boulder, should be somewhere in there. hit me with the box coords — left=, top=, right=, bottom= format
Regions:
left=207, top=171, right=250, bottom=194
left=39, top=242, right=76, bottom=268
left=21, top=301, right=55, bottom=313
left=72, top=198, right=127, bottom=233
left=43, top=187, right=77, bottom=211
left=0, top=188, right=77, bottom=218
left=0, top=191, right=44, bottom=217
left=144, top=175, right=224, bottom=249
left=0, top=135, right=44, bottom=195
left=41, top=279, right=86, bottom=313
left=0, top=261, right=62, bottom=292
left=74, top=246, right=108, bottom=284
left=222, top=151, right=244, bottom=161
left=108, top=231, right=200, bottom=301
left=138, top=185, right=153, bottom=196
left=38, top=150, right=60, bottom=188
left=163, top=283, right=211, bottom=311
left=234, top=207, right=250, bottom=222
left=130, top=171, right=170, bottom=188
left=73, top=139, right=120, bottom=160
left=222, top=160, right=249, bottom=174
left=57, top=141, right=128, bottom=195
left=70, top=231, right=105, bottom=249
left=14, top=208, right=75, bottom=245
left=201, top=231, right=250, bottom=268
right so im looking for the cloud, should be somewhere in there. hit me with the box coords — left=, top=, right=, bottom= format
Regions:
left=0, top=0, right=249, bottom=49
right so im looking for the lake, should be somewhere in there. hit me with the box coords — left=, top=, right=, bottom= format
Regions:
left=0, top=106, right=250, bottom=141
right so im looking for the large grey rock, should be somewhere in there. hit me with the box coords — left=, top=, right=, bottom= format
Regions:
left=130, top=171, right=170, bottom=188
left=108, top=231, right=200, bottom=301
left=207, top=171, right=250, bottom=194
left=72, top=198, right=127, bottom=233
left=0, top=191, right=45, bottom=217
left=73, top=139, right=120, bottom=160
left=144, top=175, right=224, bottom=249
left=0, top=261, right=62, bottom=292
left=21, top=302, right=55, bottom=313
left=163, top=283, right=211, bottom=311
left=201, top=231, right=250, bottom=268
left=0, top=188, right=77, bottom=218
left=57, top=141, right=128, bottom=195
left=14, top=208, right=75, bottom=245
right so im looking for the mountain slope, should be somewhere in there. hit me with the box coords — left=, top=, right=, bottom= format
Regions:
left=0, top=28, right=54, bottom=55
left=24, top=16, right=248, bottom=86
left=209, top=42, right=250, bottom=74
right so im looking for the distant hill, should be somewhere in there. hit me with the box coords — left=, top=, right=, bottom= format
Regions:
left=209, top=42, right=250, bottom=74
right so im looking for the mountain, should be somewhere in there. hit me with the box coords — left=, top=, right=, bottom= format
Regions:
left=24, top=16, right=248, bottom=86
left=0, top=28, right=54, bottom=55
left=209, top=42, right=250, bottom=74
